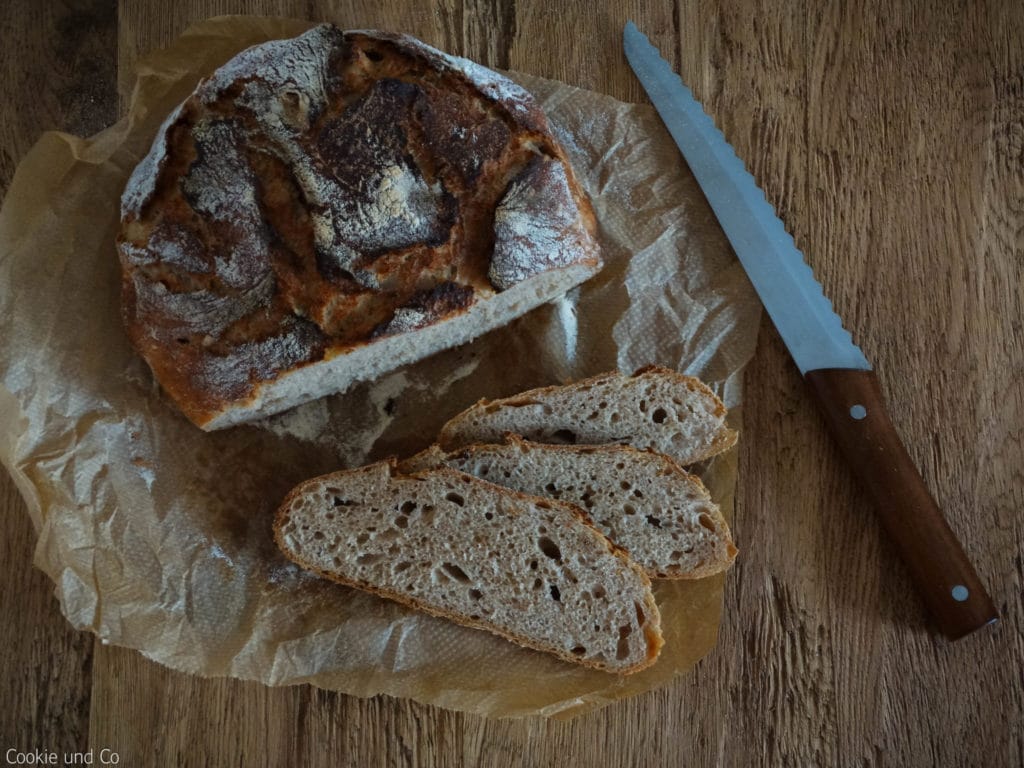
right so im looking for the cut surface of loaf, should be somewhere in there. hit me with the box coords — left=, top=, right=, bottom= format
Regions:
left=118, top=24, right=602, bottom=430
left=439, top=366, right=737, bottom=466
left=275, top=461, right=663, bottom=673
left=401, top=439, right=737, bottom=579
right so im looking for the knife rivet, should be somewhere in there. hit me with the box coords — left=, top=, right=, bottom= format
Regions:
left=951, top=585, right=969, bottom=602
left=850, top=404, right=867, bottom=420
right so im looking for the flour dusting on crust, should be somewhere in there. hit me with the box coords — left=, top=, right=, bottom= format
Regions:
left=490, top=156, right=597, bottom=289
left=347, top=29, right=539, bottom=121
left=117, top=24, right=601, bottom=429
left=121, top=102, right=186, bottom=218
left=199, top=24, right=337, bottom=108
left=132, top=273, right=274, bottom=338
left=194, top=317, right=323, bottom=399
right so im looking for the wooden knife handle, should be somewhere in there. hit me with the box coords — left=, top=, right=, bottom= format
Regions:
left=805, top=368, right=997, bottom=639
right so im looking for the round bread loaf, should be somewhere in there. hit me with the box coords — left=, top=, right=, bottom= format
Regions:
left=118, top=25, right=602, bottom=430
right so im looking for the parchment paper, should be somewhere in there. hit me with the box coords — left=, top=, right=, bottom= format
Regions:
left=0, top=16, right=762, bottom=718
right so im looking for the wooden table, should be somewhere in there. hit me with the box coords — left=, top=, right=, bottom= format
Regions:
left=2, top=1, right=1021, bottom=765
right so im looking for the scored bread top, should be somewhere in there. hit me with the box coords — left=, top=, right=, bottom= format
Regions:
left=118, top=25, right=601, bottom=429
left=275, top=461, right=663, bottom=674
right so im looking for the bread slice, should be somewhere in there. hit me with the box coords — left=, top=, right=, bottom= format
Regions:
left=401, top=438, right=737, bottom=579
left=274, top=461, right=663, bottom=674
left=439, top=366, right=737, bottom=466
left=118, top=25, right=602, bottom=430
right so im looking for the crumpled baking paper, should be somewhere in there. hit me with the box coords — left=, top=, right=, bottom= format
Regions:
left=0, top=16, right=761, bottom=718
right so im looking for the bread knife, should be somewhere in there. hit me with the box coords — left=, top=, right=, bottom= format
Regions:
left=624, top=21, right=997, bottom=639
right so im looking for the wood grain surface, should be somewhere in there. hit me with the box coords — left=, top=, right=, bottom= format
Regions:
left=2, top=0, right=1022, bottom=765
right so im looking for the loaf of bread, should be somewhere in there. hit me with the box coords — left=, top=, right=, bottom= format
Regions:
left=401, top=437, right=737, bottom=579
left=118, top=25, right=602, bottom=430
left=274, top=461, right=664, bottom=673
left=439, top=366, right=736, bottom=466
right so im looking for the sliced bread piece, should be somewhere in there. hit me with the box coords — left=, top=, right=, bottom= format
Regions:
left=401, top=438, right=737, bottom=579
left=438, top=366, right=737, bottom=466
left=274, top=461, right=663, bottom=674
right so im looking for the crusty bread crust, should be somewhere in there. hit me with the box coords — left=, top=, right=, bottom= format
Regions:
left=274, top=461, right=663, bottom=674
left=691, top=427, right=739, bottom=465
left=119, top=25, right=602, bottom=430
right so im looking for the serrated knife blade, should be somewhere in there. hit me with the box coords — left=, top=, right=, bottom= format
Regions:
left=625, top=21, right=996, bottom=639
